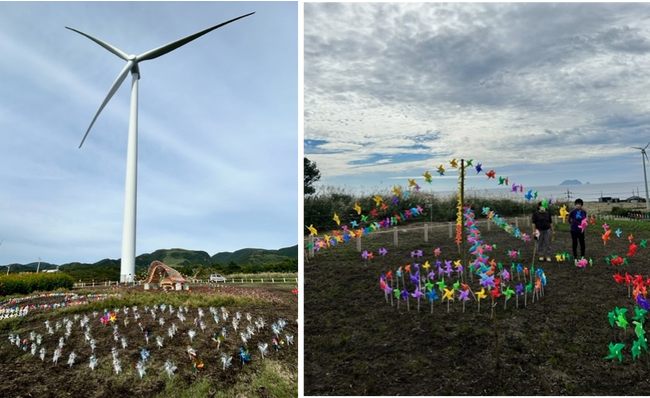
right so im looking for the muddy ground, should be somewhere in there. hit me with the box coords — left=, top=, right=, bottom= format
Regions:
left=0, top=285, right=298, bottom=398
left=304, top=214, right=650, bottom=396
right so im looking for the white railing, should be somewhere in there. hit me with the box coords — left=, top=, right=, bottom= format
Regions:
left=73, top=277, right=298, bottom=288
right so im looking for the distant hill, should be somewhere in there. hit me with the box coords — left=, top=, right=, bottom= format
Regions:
left=560, top=179, right=582, bottom=185
left=1, top=245, right=298, bottom=270
left=211, top=246, right=299, bottom=266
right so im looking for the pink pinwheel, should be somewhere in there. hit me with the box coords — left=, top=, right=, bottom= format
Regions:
left=579, top=218, right=588, bottom=232
left=502, top=269, right=510, bottom=282
left=602, top=223, right=609, bottom=231
left=576, top=258, right=588, bottom=268
left=434, top=247, right=441, bottom=257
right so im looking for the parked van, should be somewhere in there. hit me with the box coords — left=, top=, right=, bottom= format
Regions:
left=209, top=274, right=227, bottom=283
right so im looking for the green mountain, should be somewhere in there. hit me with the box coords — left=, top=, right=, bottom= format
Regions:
left=1, top=245, right=298, bottom=270
left=210, top=246, right=299, bottom=266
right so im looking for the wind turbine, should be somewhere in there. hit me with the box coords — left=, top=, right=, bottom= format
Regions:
left=37, top=257, right=41, bottom=274
left=67, top=12, right=254, bottom=283
left=632, top=141, right=650, bottom=210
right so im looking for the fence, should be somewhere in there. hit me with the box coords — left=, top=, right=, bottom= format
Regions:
left=304, top=216, right=564, bottom=259
left=73, top=277, right=298, bottom=288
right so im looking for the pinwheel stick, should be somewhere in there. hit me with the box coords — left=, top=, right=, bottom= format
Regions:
left=390, top=276, right=394, bottom=307
left=396, top=277, right=400, bottom=310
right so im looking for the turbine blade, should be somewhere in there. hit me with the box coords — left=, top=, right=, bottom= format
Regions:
left=136, top=12, right=255, bottom=62
left=65, top=26, right=130, bottom=61
left=645, top=141, right=650, bottom=150
left=79, top=60, right=135, bottom=148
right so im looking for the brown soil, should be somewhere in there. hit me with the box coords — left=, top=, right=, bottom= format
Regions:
left=0, top=285, right=297, bottom=398
left=304, top=214, right=650, bottom=396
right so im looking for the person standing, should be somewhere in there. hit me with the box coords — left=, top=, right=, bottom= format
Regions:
left=568, top=198, right=587, bottom=259
left=532, top=202, right=554, bottom=262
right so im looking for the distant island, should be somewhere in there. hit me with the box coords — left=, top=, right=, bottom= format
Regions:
left=560, top=179, right=583, bottom=185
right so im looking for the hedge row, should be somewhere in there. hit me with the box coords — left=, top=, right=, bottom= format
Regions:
left=0, top=273, right=75, bottom=296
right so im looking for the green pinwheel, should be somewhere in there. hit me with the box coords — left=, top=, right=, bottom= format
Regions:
left=503, top=286, right=515, bottom=300
left=436, top=279, right=447, bottom=292
left=633, top=307, right=647, bottom=324
left=525, top=281, right=533, bottom=294
left=608, top=309, right=617, bottom=327
left=425, top=281, right=434, bottom=292
left=605, top=342, right=625, bottom=362
left=617, top=311, right=629, bottom=331
left=393, top=289, right=401, bottom=299
left=633, top=321, right=646, bottom=339
left=632, top=339, right=643, bottom=360
left=641, top=239, right=648, bottom=248
left=452, top=280, right=460, bottom=291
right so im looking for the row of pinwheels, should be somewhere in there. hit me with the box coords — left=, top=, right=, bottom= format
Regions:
left=306, top=203, right=424, bottom=252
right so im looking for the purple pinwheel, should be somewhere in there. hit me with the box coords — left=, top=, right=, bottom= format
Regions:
left=400, top=289, right=409, bottom=300
left=362, top=251, right=370, bottom=260
left=392, top=196, right=399, bottom=205
left=480, top=273, right=495, bottom=288
left=516, top=284, right=524, bottom=295
left=428, top=271, right=435, bottom=280
left=378, top=247, right=388, bottom=256
left=502, top=269, right=510, bottom=282
left=409, top=274, right=419, bottom=285
left=638, top=295, right=649, bottom=310
left=459, top=290, right=470, bottom=301
left=411, top=288, right=424, bottom=299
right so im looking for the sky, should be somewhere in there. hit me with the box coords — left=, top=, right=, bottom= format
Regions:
left=304, top=3, right=650, bottom=196
left=0, top=2, right=298, bottom=265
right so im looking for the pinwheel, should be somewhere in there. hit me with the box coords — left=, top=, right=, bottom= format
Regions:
left=632, top=339, right=643, bottom=360
left=306, top=224, right=317, bottom=236
left=459, top=289, right=470, bottom=312
left=628, top=242, right=638, bottom=257
left=475, top=163, right=483, bottom=174
left=605, top=342, right=625, bottom=362
left=442, top=288, right=454, bottom=312
left=437, top=165, right=445, bottom=176
left=332, top=213, right=340, bottom=226
left=633, top=307, right=647, bottom=324
left=498, top=176, right=507, bottom=185
left=450, top=158, right=458, bottom=168
left=485, top=170, right=496, bottom=179
left=525, top=190, right=534, bottom=201
left=602, top=229, right=612, bottom=245
left=628, top=233, right=635, bottom=243
left=579, top=219, right=588, bottom=232
left=423, top=170, right=433, bottom=183
left=559, top=205, right=569, bottom=220
left=503, top=286, right=515, bottom=309
left=434, top=247, right=442, bottom=257
left=638, top=295, right=650, bottom=311
left=589, top=216, right=595, bottom=225
left=615, top=228, right=623, bottom=238
left=642, top=239, right=648, bottom=248
left=576, top=258, right=588, bottom=268
left=379, top=247, right=387, bottom=256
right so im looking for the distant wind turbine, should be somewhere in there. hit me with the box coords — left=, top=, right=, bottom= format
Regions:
left=37, top=257, right=41, bottom=274
left=632, top=141, right=650, bottom=210
left=67, top=13, right=254, bottom=282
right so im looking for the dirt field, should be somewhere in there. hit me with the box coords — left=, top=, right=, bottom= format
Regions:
left=304, top=208, right=650, bottom=396
left=0, top=285, right=298, bottom=398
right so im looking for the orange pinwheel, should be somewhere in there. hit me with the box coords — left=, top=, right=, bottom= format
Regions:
left=602, top=229, right=612, bottom=245
left=628, top=234, right=635, bottom=243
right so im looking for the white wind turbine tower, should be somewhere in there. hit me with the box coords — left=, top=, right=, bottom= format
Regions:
left=632, top=141, right=650, bottom=210
left=68, top=12, right=254, bottom=283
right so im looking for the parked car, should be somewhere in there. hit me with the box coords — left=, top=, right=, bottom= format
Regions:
left=209, top=274, right=227, bottom=283
left=626, top=196, right=647, bottom=203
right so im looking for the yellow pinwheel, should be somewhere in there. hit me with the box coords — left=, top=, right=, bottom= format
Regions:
left=476, top=288, right=487, bottom=301
left=443, top=288, right=455, bottom=301
left=450, top=158, right=458, bottom=168
left=393, top=185, right=402, bottom=196
left=422, top=170, right=433, bottom=182
left=353, top=203, right=362, bottom=215
left=408, top=179, right=417, bottom=188
left=373, top=195, right=383, bottom=206
left=307, top=224, right=317, bottom=236
left=333, top=213, right=340, bottom=226
left=423, top=261, right=431, bottom=270
left=559, top=205, right=569, bottom=221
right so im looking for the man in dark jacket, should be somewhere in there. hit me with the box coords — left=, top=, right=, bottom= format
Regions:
left=532, top=202, right=554, bottom=262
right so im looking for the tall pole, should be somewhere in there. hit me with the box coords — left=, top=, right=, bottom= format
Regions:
left=121, top=72, right=139, bottom=283
left=641, top=150, right=650, bottom=210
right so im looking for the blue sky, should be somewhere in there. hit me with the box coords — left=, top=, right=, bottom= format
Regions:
left=0, top=2, right=298, bottom=265
left=304, top=3, right=650, bottom=195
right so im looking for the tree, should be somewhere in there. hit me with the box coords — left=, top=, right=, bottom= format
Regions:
left=304, top=157, right=321, bottom=195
